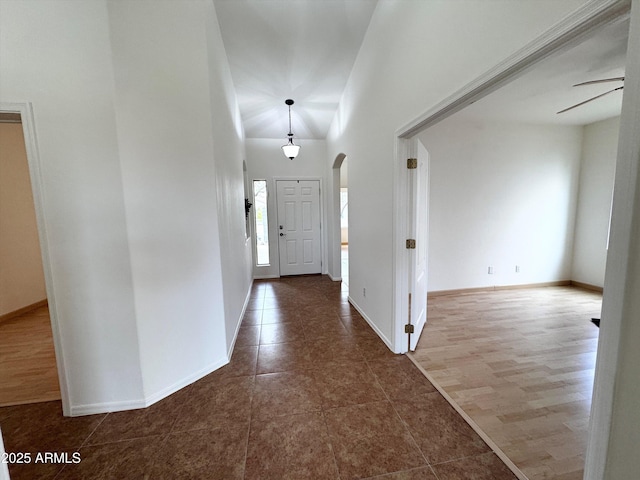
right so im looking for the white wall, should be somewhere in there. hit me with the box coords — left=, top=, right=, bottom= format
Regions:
left=246, top=138, right=327, bottom=278
left=326, top=0, right=587, bottom=345
left=107, top=0, right=234, bottom=403
left=586, top=2, right=640, bottom=476
left=205, top=2, right=254, bottom=351
left=0, top=0, right=252, bottom=414
left=419, top=119, right=583, bottom=292
left=572, top=116, right=619, bottom=288
left=0, top=122, right=46, bottom=316
left=0, top=0, right=145, bottom=412
left=340, top=158, right=348, bottom=188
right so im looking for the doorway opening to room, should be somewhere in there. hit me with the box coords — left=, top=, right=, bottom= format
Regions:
left=340, top=158, right=349, bottom=287
left=331, top=154, right=348, bottom=290
left=393, top=7, right=630, bottom=480
left=0, top=108, right=62, bottom=407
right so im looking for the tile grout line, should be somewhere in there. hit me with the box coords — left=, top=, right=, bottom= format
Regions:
left=241, top=291, right=264, bottom=479
left=79, top=411, right=109, bottom=448
left=240, top=373, right=257, bottom=480
left=51, top=410, right=111, bottom=480
left=367, top=357, right=432, bottom=474
left=319, top=407, right=344, bottom=480
left=309, top=310, right=347, bottom=480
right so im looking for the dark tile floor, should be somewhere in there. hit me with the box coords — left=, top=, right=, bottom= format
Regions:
left=0, top=276, right=516, bottom=479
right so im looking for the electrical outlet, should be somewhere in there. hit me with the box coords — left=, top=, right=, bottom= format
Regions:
left=515, top=265, right=521, bottom=273
left=488, top=266, right=494, bottom=274
left=363, top=287, right=366, bottom=297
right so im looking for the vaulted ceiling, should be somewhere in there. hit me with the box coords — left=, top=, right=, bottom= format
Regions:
left=215, top=1, right=627, bottom=141
left=214, top=0, right=378, bottom=140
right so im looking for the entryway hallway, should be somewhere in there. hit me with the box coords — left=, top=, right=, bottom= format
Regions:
left=0, top=276, right=514, bottom=479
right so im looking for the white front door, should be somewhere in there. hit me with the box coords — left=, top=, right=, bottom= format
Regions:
left=276, top=180, right=322, bottom=276
left=408, top=141, right=429, bottom=350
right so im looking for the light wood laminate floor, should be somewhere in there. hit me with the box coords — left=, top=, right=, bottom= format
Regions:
left=410, top=286, right=602, bottom=480
left=0, top=305, right=61, bottom=407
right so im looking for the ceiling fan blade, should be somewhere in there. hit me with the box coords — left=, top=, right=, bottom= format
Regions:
left=573, top=77, right=625, bottom=87
left=557, top=86, right=624, bottom=114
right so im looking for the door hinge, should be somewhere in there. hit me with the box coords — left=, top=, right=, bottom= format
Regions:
left=406, top=239, right=416, bottom=249
left=407, top=158, right=417, bottom=169
left=404, top=323, right=415, bottom=334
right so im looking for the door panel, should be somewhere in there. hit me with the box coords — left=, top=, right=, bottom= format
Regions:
left=284, top=202, right=296, bottom=231
left=302, top=202, right=312, bottom=230
left=303, top=239, right=314, bottom=263
left=409, top=142, right=429, bottom=350
left=277, top=180, right=322, bottom=275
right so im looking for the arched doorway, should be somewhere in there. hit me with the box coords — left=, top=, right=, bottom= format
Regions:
left=331, top=154, right=348, bottom=287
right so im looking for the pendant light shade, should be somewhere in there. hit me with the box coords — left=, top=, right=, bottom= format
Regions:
left=282, top=137, right=300, bottom=160
left=282, top=99, right=300, bottom=160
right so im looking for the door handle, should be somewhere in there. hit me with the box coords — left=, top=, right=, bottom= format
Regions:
left=280, top=233, right=286, bottom=237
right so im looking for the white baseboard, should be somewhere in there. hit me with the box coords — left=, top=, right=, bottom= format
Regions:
left=69, top=282, right=256, bottom=417
left=347, top=296, right=395, bottom=352
left=228, top=280, right=254, bottom=354
left=70, top=398, right=147, bottom=417
left=69, top=355, right=230, bottom=416
left=427, top=280, right=572, bottom=297
left=143, top=356, right=229, bottom=407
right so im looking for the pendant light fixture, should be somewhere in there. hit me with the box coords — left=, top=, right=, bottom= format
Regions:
left=281, top=99, right=300, bottom=160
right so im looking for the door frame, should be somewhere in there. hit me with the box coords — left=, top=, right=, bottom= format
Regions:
left=0, top=102, right=70, bottom=414
left=393, top=0, right=629, bottom=348
left=392, top=136, right=430, bottom=353
left=392, top=136, right=418, bottom=353
left=273, top=176, right=325, bottom=277
left=330, top=154, right=347, bottom=281
left=391, top=1, right=636, bottom=478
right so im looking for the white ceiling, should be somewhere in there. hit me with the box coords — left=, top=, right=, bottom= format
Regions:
left=454, top=18, right=629, bottom=126
left=214, top=0, right=378, bottom=140
left=215, top=2, right=628, bottom=141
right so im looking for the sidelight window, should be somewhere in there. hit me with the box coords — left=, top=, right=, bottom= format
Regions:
left=253, top=180, right=269, bottom=266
